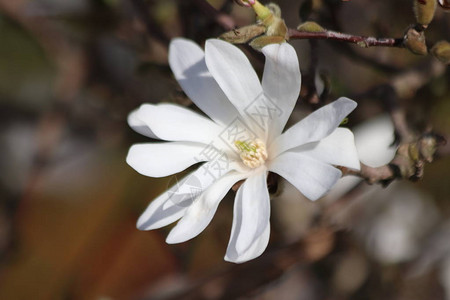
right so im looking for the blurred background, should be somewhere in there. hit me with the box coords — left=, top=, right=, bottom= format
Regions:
left=0, top=0, right=449, bottom=299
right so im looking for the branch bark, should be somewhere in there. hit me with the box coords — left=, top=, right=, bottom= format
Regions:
left=288, top=28, right=404, bottom=48
left=340, top=134, right=447, bottom=186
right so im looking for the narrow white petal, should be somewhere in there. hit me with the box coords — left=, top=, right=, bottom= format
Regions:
left=137, top=103, right=222, bottom=144
left=261, top=43, right=301, bottom=142
left=268, top=152, right=342, bottom=201
left=269, top=97, right=357, bottom=158
left=290, top=128, right=360, bottom=170
left=205, top=39, right=263, bottom=129
left=127, top=108, right=159, bottom=139
left=166, top=171, right=248, bottom=244
left=126, top=142, right=206, bottom=178
left=169, top=38, right=238, bottom=125
left=137, top=161, right=229, bottom=230
left=225, top=223, right=270, bottom=263
left=225, top=171, right=270, bottom=256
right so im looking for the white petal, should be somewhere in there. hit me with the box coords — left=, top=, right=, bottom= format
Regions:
left=166, top=171, right=248, bottom=244
left=205, top=39, right=263, bottom=129
left=225, top=223, right=270, bottom=263
left=137, top=103, right=222, bottom=144
left=261, top=43, right=301, bottom=142
left=268, top=152, right=342, bottom=201
left=169, top=38, right=238, bottom=125
left=127, top=108, right=158, bottom=139
left=353, top=114, right=396, bottom=168
left=290, top=127, right=360, bottom=170
left=126, top=142, right=206, bottom=178
left=225, top=171, right=270, bottom=256
left=269, top=97, right=357, bottom=158
left=137, top=161, right=228, bottom=230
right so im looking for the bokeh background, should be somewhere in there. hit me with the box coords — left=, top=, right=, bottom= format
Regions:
left=0, top=0, right=449, bottom=299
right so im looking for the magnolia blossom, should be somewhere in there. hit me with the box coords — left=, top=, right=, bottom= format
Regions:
left=127, top=38, right=360, bottom=263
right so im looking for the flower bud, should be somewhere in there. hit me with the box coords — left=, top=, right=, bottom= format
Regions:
left=297, top=21, right=326, bottom=33
left=266, top=2, right=282, bottom=17
left=430, top=40, right=450, bottom=64
left=249, top=35, right=285, bottom=51
left=229, top=0, right=288, bottom=48
left=418, top=135, right=437, bottom=163
left=264, top=15, right=288, bottom=38
left=403, top=27, right=427, bottom=55
left=219, top=25, right=266, bottom=44
left=413, top=0, right=437, bottom=27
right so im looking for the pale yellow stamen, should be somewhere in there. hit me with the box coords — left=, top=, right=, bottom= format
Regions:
left=234, top=138, right=268, bottom=168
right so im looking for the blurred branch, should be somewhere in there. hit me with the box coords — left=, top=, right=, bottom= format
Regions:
left=302, top=40, right=321, bottom=106
left=129, top=0, right=170, bottom=47
left=191, top=0, right=236, bottom=30
left=344, top=56, right=448, bottom=186
left=144, top=226, right=336, bottom=300
left=0, top=0, right=87, bottom=246
left=319, top=0, right=403, bottom=74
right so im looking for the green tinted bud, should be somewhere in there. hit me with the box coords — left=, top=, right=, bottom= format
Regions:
left=431, top=40, right=450, bottom=64
left=249, top=35, right=285, bottom=51
left=296, top=21, right=326, bottom=33
left=413, top=0, right=437, bottom=27
left=266, top=2, right=282, bottom=17
left=264, top=15, right=288, bottom=38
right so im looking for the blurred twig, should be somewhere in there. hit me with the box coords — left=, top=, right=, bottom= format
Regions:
left=129, top=0, right=171, bottom=47
left=191, top=0, right=235, bottom=31
left=143, top=226, right=336, bottom=300
left=0, top=0, right=87, bottom=252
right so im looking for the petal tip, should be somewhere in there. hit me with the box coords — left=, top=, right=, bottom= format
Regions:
left=165, top=231, right=185, bottom=244
left=136, top=215, right=149, bottom=231
left=337, top=97, right=358, bottom=109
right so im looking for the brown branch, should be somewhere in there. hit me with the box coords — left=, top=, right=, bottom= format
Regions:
left=288, top=28, right=404, bottom=48
left=340, top=134, right=447, bottom=186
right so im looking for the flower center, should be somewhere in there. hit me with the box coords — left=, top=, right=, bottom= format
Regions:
left=234, top=138, right=268, bottom=168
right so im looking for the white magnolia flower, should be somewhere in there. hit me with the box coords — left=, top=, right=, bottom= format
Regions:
left=127, top=38, right=360, bottom=263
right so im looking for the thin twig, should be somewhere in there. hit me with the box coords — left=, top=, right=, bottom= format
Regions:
left=340, top=133, right=447, bottom=185
left=288, top=28, right=404, bottom=48
left=341, top=163, right=395, bottom=185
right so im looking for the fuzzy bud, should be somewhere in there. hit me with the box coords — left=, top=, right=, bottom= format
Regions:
left=430, top=40, right=450, bottom=64
left=413, top=0, right=437, bottom=27
left=219, top=25, right=266, bottom=44
left=266, top=2, right=282, bottom=17
left=249, top=35, right=285, bottom=51
left=297, top=21, right=326, bottom=33
left=264, top=15, right=288, bottom=38
left=403, top=27, right=428, bottom=55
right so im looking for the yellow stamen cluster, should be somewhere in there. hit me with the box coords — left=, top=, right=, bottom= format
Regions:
left=234, top=139, right=268, bottom=168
